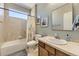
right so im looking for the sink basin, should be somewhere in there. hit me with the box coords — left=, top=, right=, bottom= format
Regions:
left=48, top=39, right=67, bottom=45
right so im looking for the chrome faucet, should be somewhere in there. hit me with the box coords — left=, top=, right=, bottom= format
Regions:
left=54, top=33, right=60, bottom=39
left=65, top=34, right=71, bottom=41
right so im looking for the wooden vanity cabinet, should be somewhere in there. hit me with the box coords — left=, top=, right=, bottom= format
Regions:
left=38, top=41, right=69, bottom=56
left=38, top=41, right=48, bottom=56
left=38, top=41, right=55, bottom=56
left=38, top=41, right=45, bottom=48
left=38, top=46, right=48, bottom=56
left=45, top=44, right=55, bottom=56
left=56, top=50, right=69, bottom=56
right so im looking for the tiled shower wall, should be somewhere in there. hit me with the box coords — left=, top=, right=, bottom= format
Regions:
left=0, top=3, right=30, bottom=42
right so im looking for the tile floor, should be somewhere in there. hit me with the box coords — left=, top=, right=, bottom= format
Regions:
left=8, top=50, right=27, bottom=56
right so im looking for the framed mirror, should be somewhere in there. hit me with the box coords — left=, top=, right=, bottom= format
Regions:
left=52, top=4, right=73, bottom=31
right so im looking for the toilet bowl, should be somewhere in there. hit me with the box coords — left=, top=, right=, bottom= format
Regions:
left=27, top=40, right=38, bottom=47
left=27, top=34, right=42, bottom=48
left=26, top=34, right=42, bottom=55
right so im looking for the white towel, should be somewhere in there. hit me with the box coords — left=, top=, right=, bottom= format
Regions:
left=73, top=15, right=79, bottom=30
left=74, top=15, right=79, bottom=24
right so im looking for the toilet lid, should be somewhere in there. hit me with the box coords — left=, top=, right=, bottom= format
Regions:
left=27, top=40, right=38, bottom=46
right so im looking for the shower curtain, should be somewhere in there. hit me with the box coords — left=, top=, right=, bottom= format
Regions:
left=26, top=16, right=36, bottom=42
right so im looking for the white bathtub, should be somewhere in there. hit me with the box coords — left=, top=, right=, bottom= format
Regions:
left=0, top=39, right=27, bottom=56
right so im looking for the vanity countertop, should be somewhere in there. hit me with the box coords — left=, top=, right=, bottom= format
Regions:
left=38, top=36, right=79, bottom=56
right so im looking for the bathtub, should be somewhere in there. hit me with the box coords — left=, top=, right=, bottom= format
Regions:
left=0, top=39, right=27, bottom=56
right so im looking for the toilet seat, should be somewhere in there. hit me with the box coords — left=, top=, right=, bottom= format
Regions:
left=27, top=40, right=38, bottom=47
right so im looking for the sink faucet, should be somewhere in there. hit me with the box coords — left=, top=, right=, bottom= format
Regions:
left=65, top=34, right=71, bottom=41
left=54, top=33, right=60, bottom=39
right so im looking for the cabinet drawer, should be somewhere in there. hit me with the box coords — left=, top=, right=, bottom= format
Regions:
left=56, top=50, right=69, bottom=56
left=39, top=46, right=48, bottom=56
left=38, top=41, right=45, bottom=48
left=48, top=52, right=55, bottom=56
left=45, top=44, right=55, bottom=55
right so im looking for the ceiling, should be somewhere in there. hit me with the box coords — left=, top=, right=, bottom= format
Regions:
left=16, top=3, right=66, bottom=10
left=37, top=3, right=66, bottom=13
left=16, top=3, right=35, bottom=9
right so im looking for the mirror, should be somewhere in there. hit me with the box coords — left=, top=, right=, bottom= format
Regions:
left=52, top=4, right=73, bottom=30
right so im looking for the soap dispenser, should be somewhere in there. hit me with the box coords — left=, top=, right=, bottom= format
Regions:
left=65, top=34, right=71, bottom=41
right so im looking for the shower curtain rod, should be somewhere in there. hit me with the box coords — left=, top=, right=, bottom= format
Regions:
left=0, top=7, right=36, bottom=18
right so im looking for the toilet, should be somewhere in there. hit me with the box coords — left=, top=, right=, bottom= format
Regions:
left=26, top=34, right=42, bottom=55
left=27, top=34, right=42, bottom=47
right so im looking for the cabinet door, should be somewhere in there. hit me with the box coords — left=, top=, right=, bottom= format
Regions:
left=38, top=41, right=45, bottom=48
left=45, top=44, right=55, bottom=56
left=39, top=46, right=48, bottom=56
left=56, top=50, right=69, bottom=56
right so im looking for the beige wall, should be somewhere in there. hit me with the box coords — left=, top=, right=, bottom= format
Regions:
left=31, top=5, right=36, bottom=16
left=0, top=4, right=4, bottom=43
left=0, top=16, right=4, bottom=43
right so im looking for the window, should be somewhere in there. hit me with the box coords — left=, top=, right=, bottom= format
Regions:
left=9, top=9, right=28, bottom=20
left=0, top=3, right=4, bottom=8
left=0, top=3, right=4, bottom=16
left=0, top=9, right=4, bottom=16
